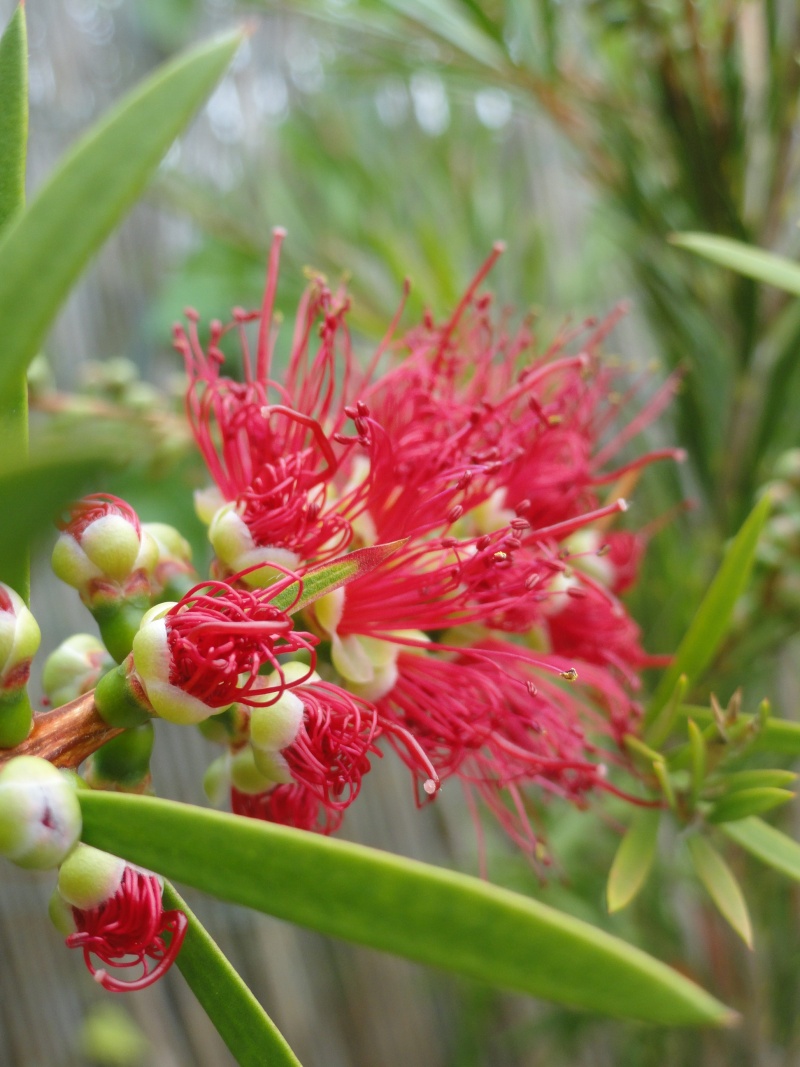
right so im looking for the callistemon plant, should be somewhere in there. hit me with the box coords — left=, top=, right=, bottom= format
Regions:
left=0, top=230, right=679, bottom=996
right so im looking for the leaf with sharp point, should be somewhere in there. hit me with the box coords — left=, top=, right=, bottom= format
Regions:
left=272, top=540, right=406, bottom=613
left=607, top=808, right=661, bottom=913
left=646, top=495, right=770, bottom=725
left=686, top=834, right=752, bottom=947
left=671, top=233, right=800, bottom=297
left=707, top=787, right=795, bottom=825
left=78, top=791, right=734, bottom=1026
left=0, top=28, right=243, bottom=404
left=162, top=883, right=302, bottom=1067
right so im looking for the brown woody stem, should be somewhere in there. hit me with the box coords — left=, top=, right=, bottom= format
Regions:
left=0, top=691, right=123, bottom=769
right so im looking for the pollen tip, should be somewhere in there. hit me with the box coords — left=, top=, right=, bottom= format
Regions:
left=423, top=778, right=439, bottom=796
left=617, top=498, right=629, bottom=512
left=492, top=240, right=507, bottom=254
left=273, top=225, right=288, bottom=239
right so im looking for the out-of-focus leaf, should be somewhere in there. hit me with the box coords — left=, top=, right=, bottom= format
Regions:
left=162, top=884, right=302, bottom=1067
left=679, top=705, right=800, bottom=756
left=686, top=834, right=753, bottom=947
left=721, top=816, right=800, bottom=882
left=0, top=428, right=138, bottom=581
left=79, top=792, right=734, bottom=1026
left=672, top=233, right=800, bottom=297
left=646, top=495, right=771, bottom=724
left=0, top=29, right=242, bottom=403
left=0, top=4, right=26, bottom=232
left=0, top=3, right=29, bottom=600
left=707, top=787, right=794, bottom=825
left=716, top=769, right=797, bottom=792
left=606, top=808, right=661, bottom=913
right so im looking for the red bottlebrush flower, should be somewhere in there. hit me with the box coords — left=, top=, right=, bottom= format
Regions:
left=238, top=681, right=384, bottom=833
left=377, top=645, right=627, bottom=857
left=175, top=229, right=378, bottom=579
left=65, top=866, right=187, bottom=993
left=131, top=572, right=317, bottom=724
left=237, top=674, right=441, bottom=832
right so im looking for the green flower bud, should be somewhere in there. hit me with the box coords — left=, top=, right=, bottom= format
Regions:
left=42, top=634, right=112, bottom=708
left=0, top=583, right=41, bottom=690
left=250, top=691, right=304, bottom=752
left=229, top=746, right=274, bottom=794
left=208, top=502, right=299, bottom=587
left=0, top=757, right=82, bottom=870
left=57, top=843, right=125, bottom=909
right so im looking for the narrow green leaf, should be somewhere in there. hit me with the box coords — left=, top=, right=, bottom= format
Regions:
left=0, top=28, right=243, bottom=403
left=646, top=495, right=771, bottom=724
left=0, top=3, right=29, bottom=600
left=672, top=233, right=800, bottom=297
left=606, top=808, right=661, bottom=913
left=382, top=0, right=506, bottom=69
left=162, top=884, right=302, bottom=1067
left=721, top=816, right=800, bottom=882
left=715, top=769, right=797, bottom=792
left=707, top=787, right=794, bottom=825
left=78, top=793, right=733, bottom=1026
left=686, top=834, right=753, bottom=947
left=0, top=4, right=27, bottom=232
left=272, top=540, right=406, bottom=613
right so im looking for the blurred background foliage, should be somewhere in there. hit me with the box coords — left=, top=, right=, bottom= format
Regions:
left=4, top=0, right=800, bottom=1064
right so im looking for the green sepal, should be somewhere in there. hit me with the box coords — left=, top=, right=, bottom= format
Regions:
left=94, top=665, right=151, bottom=728
left=87, top=723, right=154, bottom=788
left=93, top=597, right=149, bottom=663
left=0, top=689, right=32, bottom=748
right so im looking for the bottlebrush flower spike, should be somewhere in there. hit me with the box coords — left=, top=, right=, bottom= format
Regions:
left=175, top=228, right=379, bottom=583
left=130, top=571, right=318, bottom=725
left=57, top=846, right=186, bottom=992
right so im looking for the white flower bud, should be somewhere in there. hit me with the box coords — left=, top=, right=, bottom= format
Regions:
left=57, top=843, right=125, bottom=909
left=0, top=757, right=82, bottom=870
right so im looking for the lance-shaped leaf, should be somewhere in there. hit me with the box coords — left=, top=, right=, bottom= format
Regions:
left=722, top=817, right=800, bottom=882
left=78, top=792, right=733, bottom=1026
left=0, top=4, right=26, bottom=232
left=686, top=834, right=752, bottom=948
left=0, top=3, right=29, bottom=600
left=607, top=808, right=661, bottom=914
left=162, top=884, right=301, bottom=1067
left=0, top=28, right=243, bottom=404
left=672, top=234, right=800, bottom=297
left=272, top=540, right=406, bottom=613
left=707, top=787, right=795, bottom=825
left=646, top=495, right=770, bottom=725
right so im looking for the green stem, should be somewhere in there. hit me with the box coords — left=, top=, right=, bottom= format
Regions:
left=162, top=883, right=302, bottom=1067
